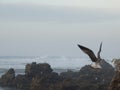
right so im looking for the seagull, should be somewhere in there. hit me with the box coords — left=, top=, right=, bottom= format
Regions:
left=77, top=43, right=102, bottom=69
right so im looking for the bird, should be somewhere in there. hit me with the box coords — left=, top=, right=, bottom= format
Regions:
left=77, top=43, right=102, bottom=69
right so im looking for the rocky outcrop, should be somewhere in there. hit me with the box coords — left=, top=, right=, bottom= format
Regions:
left=0, top=68, right=15, bottom=86
left=0, top=60, right=115, bottom=90
left=108, top=71, right=120, bottom=90
left=25, top=62, right=53, bottom=77
left=61, top=60, right=115, bottom=90
left=30, top=72, right=62, bottom=90
left=78, top=60, right=114, bottom=90
left=108, top=59, right=120, bottom=90
left=13, top=74, right=31, bottom=89
left=0, top=62, right=62, bottom=90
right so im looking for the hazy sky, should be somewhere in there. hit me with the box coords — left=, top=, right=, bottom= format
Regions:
left=1, top=0, right=120, bottom=9
left=0, top=0, right=120, bottom=59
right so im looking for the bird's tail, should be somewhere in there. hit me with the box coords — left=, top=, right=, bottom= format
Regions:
left=90, top=62, right=102, bottom=69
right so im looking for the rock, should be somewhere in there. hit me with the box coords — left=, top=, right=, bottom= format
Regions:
left=13, top=74, right=31, bottom=89
left=0, top=68, right=15, bottom=86
left=0, top=62, right=55, bottom=89
left=61, top=79, right=79, bottom=90
left=112, top=58, right=120, bottom=72
left=78, top=60, right=115, bottom=90
left=25, top=62, right=53, bottom=77
left=60, top=70, right=79, bottom=79
left=0, top=61, right=115, bottom=90
left=108, top=58, right=120, bottom=90
left=60, top=60, right=115, bottom=90
left=30, top=72, right=62, bottom=90
left=108, top=68, right=120, bottom=90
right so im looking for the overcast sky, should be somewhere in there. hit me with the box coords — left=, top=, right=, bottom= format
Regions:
left=0, top=0, right=120, bottom=59
left=1, top=0, right=120, bottom=9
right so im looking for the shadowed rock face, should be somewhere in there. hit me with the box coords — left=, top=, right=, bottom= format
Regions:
left=0, top=60, right=115, bottom=90
left=108, top=59, right=120, bottom=90
left=108, top=71, right=120, bottom=90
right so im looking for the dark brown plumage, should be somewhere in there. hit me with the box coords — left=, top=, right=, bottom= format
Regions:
left=77, top=44, right=98, bottom=62
left=77, top=43, right=102, bottom=69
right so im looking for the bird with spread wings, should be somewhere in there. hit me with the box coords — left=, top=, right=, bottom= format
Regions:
left=77, top=43, right=102, bottom=69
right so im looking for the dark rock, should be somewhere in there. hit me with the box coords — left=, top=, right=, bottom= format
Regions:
left=60, top=60, right=114, bottom=90
left=13, top=74, right=31, bottom=89
left=0, top=62, right=55, bottom=89
left=60, top=70, right=79, bottom=79
left=0, top=68, right=15, bottom=86
left=78, top=60, right=115, bottom=90
left=0, top=60, right=115, bottom=90
left=108, top=59, right=120, bottom=90
left=108, top=71, right=120, bottom=90
left=25, top=62, right=53, bottom=78
left=61, top=79, right=79, bottom=90
left=15, top=62, right=62, bottom=90
left=30, top=72, right=62, bottom=90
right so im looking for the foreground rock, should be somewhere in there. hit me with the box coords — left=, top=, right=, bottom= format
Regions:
left=108, top=71, right=120, bottom=90
left=0, top=68, right=15, bottom=86
left=108, top=59, right=120, bottom=90
left=79, top=60, right=114, bottom=90
left=0, top=60, right=115, bottom=90
left=61, top=60, right=115, bottom=90
left=0, top=62, right=63, bottom=90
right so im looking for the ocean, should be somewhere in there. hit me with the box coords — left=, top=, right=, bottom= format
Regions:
left=0, top=56, right=112, bottom=90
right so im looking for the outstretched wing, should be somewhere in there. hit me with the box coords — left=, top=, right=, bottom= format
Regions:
left=97, top=42, right=102, bottom=59
left=77, top=44, right=98, bottom=62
